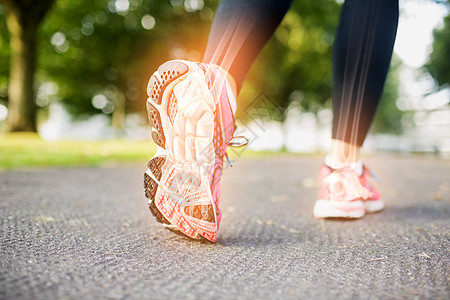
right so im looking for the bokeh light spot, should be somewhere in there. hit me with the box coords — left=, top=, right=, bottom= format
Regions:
left=92, top=94, right=108, bottom=109
left=115, top=0, right=130, bottom=13
left=0, top=104, right=8, bottom=121
left=141, top=15, right=155, bottom=30
left=184, top=0, right=204, bottom=12
left=51, top=32, right=66, bottom=47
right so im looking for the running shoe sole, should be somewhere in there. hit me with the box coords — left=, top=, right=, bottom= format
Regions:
left=143, top=60, right=219, bottom=242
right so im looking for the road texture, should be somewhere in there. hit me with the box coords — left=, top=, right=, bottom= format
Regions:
left=0, top=154, right=449, bottom=299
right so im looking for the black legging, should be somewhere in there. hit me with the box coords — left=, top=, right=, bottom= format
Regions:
left=203, top=0, right=399, bottom=147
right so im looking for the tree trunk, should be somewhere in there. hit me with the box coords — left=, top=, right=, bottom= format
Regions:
left=5, top=8, right=38, bottom=131
left=1, top=0, right=55, bottom=132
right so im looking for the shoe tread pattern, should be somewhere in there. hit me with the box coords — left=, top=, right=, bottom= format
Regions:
left=145, top=61, right=219, bottom=241
left=143, top=156, right=170, bottom=225
left=147, top=61, right=188, bottom=149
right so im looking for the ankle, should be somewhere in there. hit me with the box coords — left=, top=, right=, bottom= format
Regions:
left=225, top=72, right=238, bottom=97
left=225, top=75, right=237, bottom=115
left=329, top=139, right=360, bottom=161
left=325, top=154, right=363, bottom=176
left=220, top=68, right=237, bottom=115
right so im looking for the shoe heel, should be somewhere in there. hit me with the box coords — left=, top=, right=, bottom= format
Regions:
left=147, top=60, right=189, bottom=104
left=146, top=60, right=189, bottom=149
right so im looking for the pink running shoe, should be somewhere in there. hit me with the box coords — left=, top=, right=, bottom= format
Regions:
left=143, top=60, right=237, bottom=242
left=313, top=164, right=383, bottom=218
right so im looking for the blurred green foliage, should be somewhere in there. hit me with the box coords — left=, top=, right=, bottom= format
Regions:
left=425, top=13, right=450, bottom=89
left=37, top=0, right=217, bottom=126
left=0, top=0, right=404, bottom=134
left=0, top=132, right=156, bottom=169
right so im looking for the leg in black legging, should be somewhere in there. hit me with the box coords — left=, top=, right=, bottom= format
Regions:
left=203, top=0, right=293, bottom=92
left=332, top=0, right=399, bottom=147
left=203, top=0, right=398, bottom=146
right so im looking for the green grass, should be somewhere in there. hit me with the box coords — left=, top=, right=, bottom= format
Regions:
left=0, top=133, right=317, bottom=170
left=0, top=133, right=156, bottom=170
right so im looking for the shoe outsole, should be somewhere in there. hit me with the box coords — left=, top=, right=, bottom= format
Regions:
left=143, top=156, right=170, bottom=225
left=144, top=61, right=189, bottom=228
left=143, top=60, right=217, bottom=242
left=164, top=223, right=211, bottom=243
left=144, top=156, right=211, bottom=242
left=144, top=63, right=188, bottom=224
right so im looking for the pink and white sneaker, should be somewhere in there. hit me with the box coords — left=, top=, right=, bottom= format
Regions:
left=360, top=166, right=384, bottom=213
left=143, top=60, right=237, bottom=242
left=313, top=164, right=383, bottom=218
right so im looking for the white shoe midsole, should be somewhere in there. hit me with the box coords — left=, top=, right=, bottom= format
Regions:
left=313, top=199, right=365, bottom=218
left=364, top=199, right=385, bottom=213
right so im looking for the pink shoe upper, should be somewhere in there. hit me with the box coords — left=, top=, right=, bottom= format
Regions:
left=180, top=63, right=236, bottom=241
left=204, top=63, right=236, bottom=230
left=317, top=164, right=376, bottom=202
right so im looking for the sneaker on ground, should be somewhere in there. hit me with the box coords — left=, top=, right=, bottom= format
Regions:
left=313, top=164, right=383, bottom=218
left=143, top=60, right=237, bottom=242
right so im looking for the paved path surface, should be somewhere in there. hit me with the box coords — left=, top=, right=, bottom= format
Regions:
left=1, top=154, right=449, bottom=299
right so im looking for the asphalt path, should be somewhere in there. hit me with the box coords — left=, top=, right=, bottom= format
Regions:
left=1, top=154, right=449, bottom=299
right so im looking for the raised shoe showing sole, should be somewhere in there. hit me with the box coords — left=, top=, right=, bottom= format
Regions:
left=143, top=60, right=236, bottom=242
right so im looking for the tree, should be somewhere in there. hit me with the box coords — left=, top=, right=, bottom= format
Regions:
left=425, top=13, right=450, bottom=89
left=0, top=0, right=402, bottom=136
left=0, top=0, right=55, bottom=132
left=38, top=0, right=216, bottom=130
left=0, top=0, right=217, bottom=132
